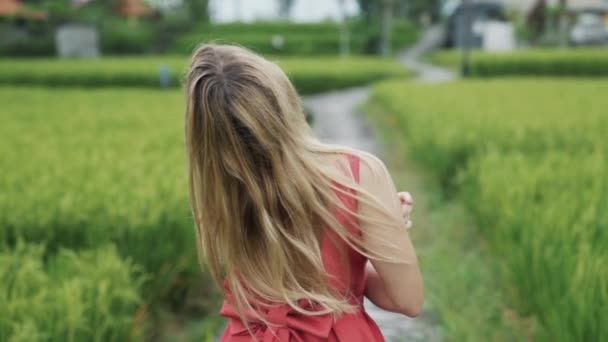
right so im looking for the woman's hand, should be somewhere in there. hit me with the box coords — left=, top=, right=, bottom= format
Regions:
left=398, top=192, right=414, bottom=230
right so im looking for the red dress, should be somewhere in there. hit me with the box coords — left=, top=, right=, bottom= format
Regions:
left=219, top=154, right=384, bottom=342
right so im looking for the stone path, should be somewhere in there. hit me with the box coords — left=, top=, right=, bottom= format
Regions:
left=398, top=25, right=456, bottom=83
left=305, top=89, right=440, bottom=342
left=306, top=87, right=374, bottom=153
left=303, top=26, right=455, bottom=342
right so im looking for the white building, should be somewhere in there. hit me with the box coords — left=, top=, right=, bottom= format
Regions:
left=442, top=0, right=608, bottom=17
left=208, top=0, right=360, bottom=23
left=504, top=0, right=608, bottom=14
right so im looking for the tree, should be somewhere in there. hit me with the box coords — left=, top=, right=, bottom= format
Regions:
left=359, top=0, right=439, bottom=22
left=399, top=0, right=440, bottom=22
left=184, top=0, right=208, bottom=22
left=25, top=0, right=108, bottom=24
left=358, top=0, right=440, bottom=55
left=337, top=0, right=351, bottom=55
left=355, top=0, right=392, bottom=55
left=277, top=0, right=295, bottom=19
left=461, top=0, right=472, bottom=75
left=379, top=0, right=393, bottom=56
left=557, top=0, right=568, bottom=46
left=357, top=0, right=378, bottom=22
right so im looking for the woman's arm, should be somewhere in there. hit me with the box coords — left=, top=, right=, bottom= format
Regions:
left=358, top=153, right=424, bottom=317
left=364, top=262, right=402, bottom=312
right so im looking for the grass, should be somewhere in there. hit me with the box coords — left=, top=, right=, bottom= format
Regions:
left=0, top=87, right=222, bottom=340
left=430, top=48, right=608, bottom=77
left=366, top=78, right=608, bottom=341
left=0, top=56, right=408, bottom=94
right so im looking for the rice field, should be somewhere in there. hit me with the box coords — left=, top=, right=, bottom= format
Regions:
left=0, top=87, right=216, bottom=341
left=367, top=78, right=608, bottom=341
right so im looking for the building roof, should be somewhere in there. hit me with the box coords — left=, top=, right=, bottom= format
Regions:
left=0, top=0, right=24, bottom=16
left=116, top=0, right=152, bottom=17
left=0, top=0, right=47, bottom=20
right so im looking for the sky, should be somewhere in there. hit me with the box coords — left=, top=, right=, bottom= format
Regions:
left=209, top=0, right=360, bottom=23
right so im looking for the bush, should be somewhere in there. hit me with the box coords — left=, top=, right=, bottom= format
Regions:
left=0, top=19, right=159, bottom=57
left=350, top=19, right=418, bottom=55
left=99, top=20, right=156, bottom=55
left=430, top=48, right=608, bottom=77
left=0, top=23, right=55, bottom=57
left=276, top=57, right=408, bottom=94
left=0, top=242, right=144, bottom=342
left=0, top=56, right=408, bottom=93
left=171, top=21, right=418, bottom=56
left=368, top=79, right=608, bottom=341
left=0, top=36, right=55, bottom=57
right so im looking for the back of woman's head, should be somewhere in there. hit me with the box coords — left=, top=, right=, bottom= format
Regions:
left=186, top=44, right=340, bottom=315
left=185, top=44, right=402, bottom=323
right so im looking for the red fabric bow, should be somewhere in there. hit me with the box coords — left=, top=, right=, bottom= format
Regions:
left=220, top=300, right=334, bottom=342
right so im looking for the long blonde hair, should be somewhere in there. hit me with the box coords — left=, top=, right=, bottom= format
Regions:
left=185, top=44, right=408, bottom=325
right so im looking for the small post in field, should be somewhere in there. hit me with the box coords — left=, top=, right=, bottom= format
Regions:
left=460, top=0, right=472, bottom=76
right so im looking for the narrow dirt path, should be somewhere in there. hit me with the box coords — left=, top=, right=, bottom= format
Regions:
left=305, top=89, right=438, bottom=342
left=303, top=27, right=455, bottom=341
left=398, top=25, right=456, bottom=82
left=306, top=87, right=375, bottom=153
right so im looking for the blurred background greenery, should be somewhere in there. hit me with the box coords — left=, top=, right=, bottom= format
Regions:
left=1, top=0, right=607, bottom=341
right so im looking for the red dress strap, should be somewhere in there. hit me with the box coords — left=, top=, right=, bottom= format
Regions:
left=346, top=154, right=360, bottom=184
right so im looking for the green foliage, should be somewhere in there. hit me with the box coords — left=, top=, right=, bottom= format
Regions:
left=0, top=56, right=408, bottom=93
left=368, top=79, right=608, bottom=341
left=365, top=100, right=523, bottom=341
left=276, top=56, right=409, bottom=94
left=0, top=21, right=55, bottom=57
left=99, top=20, right=157, bottom=55
left=171, top=20, right=418, bottom=56
left=462, top=152, right=608, bottom=341
left=357, top=0, right=441, bottom=22
left=352, top=19, right=419, bottom=55
left=183, top=0, right=210, bottom=22
left=0, top=33, right=55, bottom=57
left=6, top=3, right=195, bottom=57
left=172, top=22, right=321, bottom=55
left=0, top=53, right=408, bottom=338
left=431, top=48, right=608, bottom=77
left=0, top=242, right=144, bottom=342
left=28, top=0, right=110, bottom=25
left=0, top=88, right=219, bottom=338
left=2, top=15, right=416, bottom=57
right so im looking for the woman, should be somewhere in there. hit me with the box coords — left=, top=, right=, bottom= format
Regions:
left=185, top=44, right=423, bottom=341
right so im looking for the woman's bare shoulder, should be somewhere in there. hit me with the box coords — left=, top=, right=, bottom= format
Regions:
left=317, top=146, right=392, bottom=189
left=346, top=149, right=392, bottom=188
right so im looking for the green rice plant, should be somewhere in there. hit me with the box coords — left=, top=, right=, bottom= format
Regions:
left=0, top=242, right=144, bottom=342
left=365, top=99, right=524, bottom=341
left=0, top=56, right=408, bottom=93
left=367, top=78, right=608, bottom=340
left=0, top=57, right=408, bottom=337
left=370, top=79, right=608, bottom=188
left=0, top=87, right=218, bottom=333
left=460, top=151, right=608, bottom=341
left=431, top=48, right=608, bottom=77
